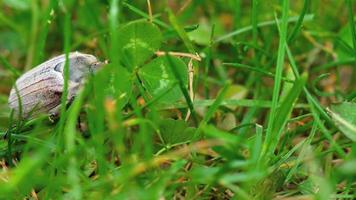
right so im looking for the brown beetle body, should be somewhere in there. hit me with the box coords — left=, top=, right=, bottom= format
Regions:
left=8, top=52, right=101, bottom=118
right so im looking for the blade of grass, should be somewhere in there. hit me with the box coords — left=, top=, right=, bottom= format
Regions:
left=58, top=1, right=81, bottom=199
left=311, top=73, right=335, bottom=97
left=288, top=0, right=310, bottom=43
left=167, top=9, right=195, bottom=53
left=4, top=132, right=55, bottom=148
left=203, top=25, right=215, bottom=99
left=33, top=0, right=57, bottom=65
left=268, top=73, right=307, bottom=156
left=286, top=45, right=334, bottom=125
left=58, top=6, right=72, bottom=134
left=233, top=0, right=242, bottom=29
left=45, top=2, right=74, bottom=197
left=284, top=121, right=317, bottom=183
left=6, top=110, right=14, bottom=166
left=233, top=42, right=271, bottom=57
left=63, top=88, right=86, bottom=199
left=107, top=0, right=130, bottom=164
left=203, top=125, right=243, bottom=145
left=252, top=124, right=263, bottom=170
left=285, top=44, right=344, bottom=158
left=161, top=99, right=309, bottom=109
left=123, top=2, right=170, bottom=29
left=109, top=0, right=120, bottom=67
left=24, top=0, right=39, bottom=70
left=264, top=0, right=290, bottom=157
left=311, top=58, right=356, bottom=72
left=236, top=0, right=262, bottom=138
left=346, top=0, right=356, bottom=95
left=82, top=1, right=109, bottom=57
left=251, top=0, right=259, bottom=46
left=224, top=62, right=294, bottom=83
left=346, top=0, right=356, bottom=53
left=201, top=81, right=231, bottom=125
left=215, top=14, right=314, bottom=43
left=308, top=100, right=346, bottom=157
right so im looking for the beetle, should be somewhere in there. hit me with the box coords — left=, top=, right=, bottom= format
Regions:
left=8, top=52, right=102, bottom=119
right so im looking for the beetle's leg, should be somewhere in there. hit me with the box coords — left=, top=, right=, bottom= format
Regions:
left=48, top=105, right=61, bottom=122
left=47, top=89, right=63, bottom=122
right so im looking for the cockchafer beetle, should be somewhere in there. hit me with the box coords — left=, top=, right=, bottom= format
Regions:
left=8, top=52, right=102, bottom=119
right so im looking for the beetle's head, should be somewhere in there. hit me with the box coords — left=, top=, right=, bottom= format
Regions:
left=56, top=52, right=104, bottom=83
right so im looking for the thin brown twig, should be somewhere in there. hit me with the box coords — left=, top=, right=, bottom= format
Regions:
left=155, top=51, right=201, bottom=61
left=185, top=58, right=194, bottom=121
left=178, top=0, right=192, bottom=14
left=131, top=139, right=223, bottom=176
left=31, top=189, right=39, bottom=200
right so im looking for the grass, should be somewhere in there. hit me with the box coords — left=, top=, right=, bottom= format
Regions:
left=0, top=0, right=355, bottom=199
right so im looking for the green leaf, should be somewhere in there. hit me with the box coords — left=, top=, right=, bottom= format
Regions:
left=95, top=65, right=133, bottom=109
left=117, top=21, right=162, bottom=69
left=138, top=56, right=188, bottom=103
left=329, top=102, right=356, bottom=141
left=188, top=19, right=224, bottom=46
left=158, top=119, right=196, bottom=145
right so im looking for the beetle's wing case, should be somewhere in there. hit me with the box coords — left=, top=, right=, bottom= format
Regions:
left=8, top=52, right=99, bottom=118
left=8, top=54, right=68, bottom=117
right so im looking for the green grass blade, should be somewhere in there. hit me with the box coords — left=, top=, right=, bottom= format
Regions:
left=167, top=9, right=195, bottom=53
left=33, top=0, right=57, bottom=65
left=24, top=0, right=39, bottom=70
left=346, top=0, right=356, bottom=53
left=201, top=81, right=231, bottom=125
left=63, top=87, right=87, bottom=199
left=288, top=0, right=310, bottom=43
left=251, top=0, right=259, bottom=46
left=215, top=14, right=314, bottom=43
left=109, top=0, right=120, bottom=66
left=224, top=62, right=294, bottom=83
left=160, top=99, right=309, bottom=109
left=264, top=0, right=290, bottom=157
left=267, top=73, right=307, bottom=156
left=286, top=45, right=334, bottom=125
left=58, top=6, right=72, bottom=134
left=123, top=2, right=170, bottom=29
